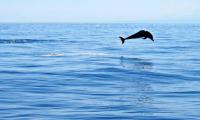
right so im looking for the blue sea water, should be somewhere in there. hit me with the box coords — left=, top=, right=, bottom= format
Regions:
left=0, top=23, right=200, bottom=120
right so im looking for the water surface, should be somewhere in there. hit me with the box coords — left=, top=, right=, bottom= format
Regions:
left=0, top=23, right=200, bottom=120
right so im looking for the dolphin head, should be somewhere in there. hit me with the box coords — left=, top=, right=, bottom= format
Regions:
left=145, top=31, right=154, bottom=41
left=149, top=35, right=154, bottom=41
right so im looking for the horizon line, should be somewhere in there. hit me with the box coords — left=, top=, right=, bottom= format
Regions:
left=0, top=20, right=200, bottom=24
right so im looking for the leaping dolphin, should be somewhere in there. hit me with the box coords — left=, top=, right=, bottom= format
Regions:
left=119, top=30, right=154, bottom=44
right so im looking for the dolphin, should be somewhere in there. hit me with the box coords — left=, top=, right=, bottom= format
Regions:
left=119, top=30, right=154, bottom=44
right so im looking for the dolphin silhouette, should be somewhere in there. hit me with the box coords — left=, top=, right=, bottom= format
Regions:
left=119, top=30, right=154, bottom=44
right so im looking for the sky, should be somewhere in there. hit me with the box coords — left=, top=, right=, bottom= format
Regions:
left=0, top=0, right=199, bottom=23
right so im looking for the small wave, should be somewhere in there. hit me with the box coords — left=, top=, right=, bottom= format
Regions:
left=73, top=52, right=109, bottom=57
left=42, top=53, right=65, bottom=57
left=41, top=51, right=108, bottom=57
left=0, top=39, right=61, bottom=44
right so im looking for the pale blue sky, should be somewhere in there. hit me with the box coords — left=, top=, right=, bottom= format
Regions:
left=0, top=0, right=199, bottom=23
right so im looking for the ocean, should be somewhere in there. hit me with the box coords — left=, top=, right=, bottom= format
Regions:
left=0, top=23, right=199, bottom=120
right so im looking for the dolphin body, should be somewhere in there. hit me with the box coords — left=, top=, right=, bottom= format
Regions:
left=119, top=30, right=154, bottom=44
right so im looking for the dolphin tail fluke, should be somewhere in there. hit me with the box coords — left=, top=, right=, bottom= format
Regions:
left=119, top=37, right=125, bottom=44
